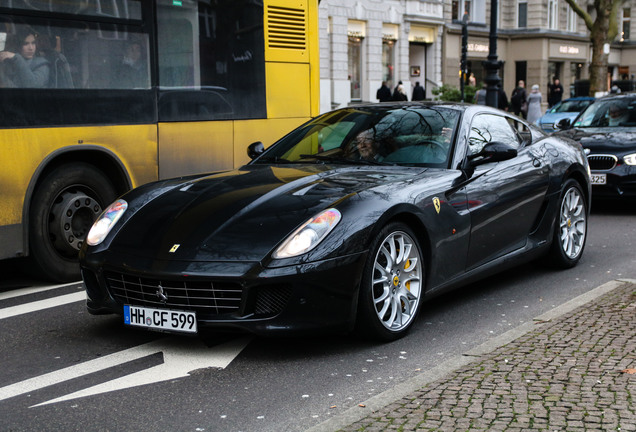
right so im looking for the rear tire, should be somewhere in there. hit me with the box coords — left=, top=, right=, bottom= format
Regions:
left=546, top=179, right=587, bottom=268
left=29, top=163, right=117, bottom=282
left=355, top=223, right=425, bottom=341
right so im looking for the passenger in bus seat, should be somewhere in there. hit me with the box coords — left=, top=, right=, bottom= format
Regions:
left=0, top=27, right=50, bottom=88
left=115, top=39, right=148, bottom=89
left=37, top=34, right=74, bottom=88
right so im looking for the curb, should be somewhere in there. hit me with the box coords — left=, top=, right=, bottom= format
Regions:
left=305, top=279, right=635, bottom=432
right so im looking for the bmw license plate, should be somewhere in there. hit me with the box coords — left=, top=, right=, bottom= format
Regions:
left=591, top=174, right=606, bottom=185
left=124, top=305, right=197, bottom=334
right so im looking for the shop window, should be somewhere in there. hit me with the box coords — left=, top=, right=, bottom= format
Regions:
left=382, top=39, right=395, bottom=89
left=348, top=36, right=362, bottom=101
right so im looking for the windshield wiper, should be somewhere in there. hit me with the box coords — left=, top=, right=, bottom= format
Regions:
left=254, top=156, right=293, bottom=164
left=298, top=154, right=388, bottom=165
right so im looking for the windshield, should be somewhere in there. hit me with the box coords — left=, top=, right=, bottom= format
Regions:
left=255, top=106, right=461, bottom=167
left=549, top=99, right=593, bottom=114
left=574, top=97, right=636, bottom=128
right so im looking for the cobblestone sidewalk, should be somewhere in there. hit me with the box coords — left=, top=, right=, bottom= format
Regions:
left=338, top=281, right=636, bottom=431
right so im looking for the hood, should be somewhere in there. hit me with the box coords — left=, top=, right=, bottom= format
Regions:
left=108, top=164, right=424, bottom=262
left=537, top=112, right=579, bottom=125
left=554, top=127, right=636, bottom=153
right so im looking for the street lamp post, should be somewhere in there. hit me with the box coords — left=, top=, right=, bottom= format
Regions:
left=483, top=0, right=502, bottom=108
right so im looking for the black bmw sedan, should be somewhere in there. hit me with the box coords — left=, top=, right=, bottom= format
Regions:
left=555, top=93, right=636, bottom=199
left=80, top=102, right=591, bottom=341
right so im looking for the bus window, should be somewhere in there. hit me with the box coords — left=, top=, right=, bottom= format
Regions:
left=0, top=16, right=149, bottom=90
left=156, top=0, right=266, bottom=122
left=0, top=0, right=142, bottom=20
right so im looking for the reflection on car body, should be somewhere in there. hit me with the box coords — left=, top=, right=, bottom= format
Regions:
left=80, top=102, right=591, bottom=341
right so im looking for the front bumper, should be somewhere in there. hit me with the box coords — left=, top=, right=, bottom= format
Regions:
left=590, top=164, right=636, bottom=198
left=81, top=250, right=368, bottom=336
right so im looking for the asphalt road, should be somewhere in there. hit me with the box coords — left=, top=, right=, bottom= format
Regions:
left=0, top=201, right=634, bottom=432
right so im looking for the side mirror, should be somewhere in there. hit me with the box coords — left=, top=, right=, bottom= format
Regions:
left=247, top=141, right=265, bottom=160
left=556, top=118, right=571, bottom=130
left=468, top=141, right=517, bottom=167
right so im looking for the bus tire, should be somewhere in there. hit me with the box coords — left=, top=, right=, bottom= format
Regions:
left=29, top=163, right=117, bottom=282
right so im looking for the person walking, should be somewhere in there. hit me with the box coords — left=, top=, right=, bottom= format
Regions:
left=510, top=80, right=527, bottom=118
left=411, top=81, right=425, bottom=101
left=474, top=83, right=487, bottom=105
left=392, top=82, right=407, bottom=101
left=526, top=84, right=543, bottom=124
left=376, top=81, right=392, bottom=102
left=548, top=77, right=563, bottom=108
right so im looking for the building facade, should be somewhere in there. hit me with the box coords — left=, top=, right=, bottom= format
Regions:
left=318, top=0, right=445, bottom=112
left=319, top=0, right=635, bottom=113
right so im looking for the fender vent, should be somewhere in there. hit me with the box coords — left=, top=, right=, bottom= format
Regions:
left=267, top=5, right=306, bottom=50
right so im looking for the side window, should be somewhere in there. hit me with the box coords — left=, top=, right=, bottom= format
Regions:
left=0, top=15, right=149, bottom=90
left=156, top=0, right=266, bottom=121
left=468, top=114, right=520, bottom=155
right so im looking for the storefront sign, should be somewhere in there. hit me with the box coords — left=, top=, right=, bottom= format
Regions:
left=559, top=45, right=580, bottom=55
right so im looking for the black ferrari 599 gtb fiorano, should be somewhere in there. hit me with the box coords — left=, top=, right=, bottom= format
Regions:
left=80, top=102, right=591, bottom=341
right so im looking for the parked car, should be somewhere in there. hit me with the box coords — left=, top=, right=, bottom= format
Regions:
left=80, top=102, right=591, bottom=341
left=535, top=96, right=595, bottom=133
left=554, top=93, right=636, bottom=199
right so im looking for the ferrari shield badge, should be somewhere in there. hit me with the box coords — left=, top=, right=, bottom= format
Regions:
left=169, top=244, right=180, bottom=253
left=433, top=197, right=441, bottom=214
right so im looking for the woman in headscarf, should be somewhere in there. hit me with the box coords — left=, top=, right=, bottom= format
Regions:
left=526, top=84, right=543, bottom=124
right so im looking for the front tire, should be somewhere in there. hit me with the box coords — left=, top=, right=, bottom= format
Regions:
left=546, top=179, right=587, bottom=268
left=356, top=223, right=425, bottom=341
left=29, top=163, right=117, bottom=282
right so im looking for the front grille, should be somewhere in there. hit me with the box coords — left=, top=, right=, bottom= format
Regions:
left=267, top=5, right=307, bottom=50
left=105, top=272, right=242, bottom=315
left=587, top=154, right=618, bottom=171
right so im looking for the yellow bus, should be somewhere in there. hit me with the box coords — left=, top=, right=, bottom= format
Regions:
left=0, top=0, right=319, bottom=282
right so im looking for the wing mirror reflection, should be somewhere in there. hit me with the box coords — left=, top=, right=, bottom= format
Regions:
left=468, top=141, right=518, bottom=167
left=556, top=118, right=571, bottom=130
left=247, top=141, right=265, bottom=160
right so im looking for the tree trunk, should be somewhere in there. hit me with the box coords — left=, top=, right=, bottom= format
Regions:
left=588, top=0, right=613, bottom=95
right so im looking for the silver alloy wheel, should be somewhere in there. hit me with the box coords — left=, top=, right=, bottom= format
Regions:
left=371, top=230, right=422, bottom=332
left=559, top=186, right=586, bottom=259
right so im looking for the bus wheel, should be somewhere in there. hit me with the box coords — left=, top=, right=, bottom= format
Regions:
left=29, top=163, right=117, bottom=282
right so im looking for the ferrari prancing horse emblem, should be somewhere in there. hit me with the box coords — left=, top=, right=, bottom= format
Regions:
left=169, top=244, right=180, bottom=253
left=433, top=197, right=441, bottom=214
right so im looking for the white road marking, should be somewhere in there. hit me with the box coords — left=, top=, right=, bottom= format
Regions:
left=0, top=336, right=251, bottom=406
left=0, top=282, right=81, bottom=301
left=0, top=291, right=86, bottom=320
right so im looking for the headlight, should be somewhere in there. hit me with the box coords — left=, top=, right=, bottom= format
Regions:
left=273, top=208, right=342, bottom=259
left=86, top=199, right=128, bottom=246
left=624, top=153, right=636, bottom=166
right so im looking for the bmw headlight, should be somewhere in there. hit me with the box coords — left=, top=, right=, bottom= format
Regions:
left=273, top=209, right=342, bottom=259
left=86, top=199, right=128, bottom=246
left=624, top=153, right=636, bottom=166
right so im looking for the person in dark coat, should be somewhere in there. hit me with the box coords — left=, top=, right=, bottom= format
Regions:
left=376, top=81, right=392, bottom=102
left=392, top=81, right=407, bottom=101
left=548, top=77, right=563, bottom=108
left=497, top=85, right=509, bottom=111
left=510, top=80, right=527, bottom=118
left=411, top=81, right=426, bottom=101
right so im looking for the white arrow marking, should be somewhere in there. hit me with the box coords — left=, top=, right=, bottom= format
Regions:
left=0, top=291, right=86, bottom=320
left=0, top=336, right=251, bottom=406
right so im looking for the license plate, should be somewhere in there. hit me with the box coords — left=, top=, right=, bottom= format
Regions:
left=591, top=174, right=606, bottom=185
left=124, top=305, right=197, bottom=334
